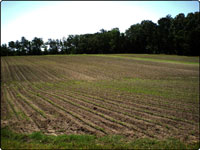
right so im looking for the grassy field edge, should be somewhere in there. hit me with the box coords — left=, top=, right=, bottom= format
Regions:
left=1, top=127, right=199, bottom=149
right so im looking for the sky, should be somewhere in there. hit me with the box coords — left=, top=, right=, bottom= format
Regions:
left=1, top=1, right=199, bottom=44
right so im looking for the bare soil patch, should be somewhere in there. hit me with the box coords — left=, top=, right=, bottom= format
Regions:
left=1, top=55, right=199, bottom=143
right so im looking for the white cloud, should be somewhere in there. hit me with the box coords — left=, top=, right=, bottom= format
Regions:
left=2, top=1, right=159, bottom=44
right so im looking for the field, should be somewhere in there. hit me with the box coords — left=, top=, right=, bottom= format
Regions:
left=1, top=54, right=199, bottom=148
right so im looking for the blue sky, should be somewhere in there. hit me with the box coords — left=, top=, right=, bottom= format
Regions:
left=1, top=1, right=199, bottom=44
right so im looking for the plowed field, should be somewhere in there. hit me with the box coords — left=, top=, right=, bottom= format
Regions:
left=1, top=54, right=199, bottom=143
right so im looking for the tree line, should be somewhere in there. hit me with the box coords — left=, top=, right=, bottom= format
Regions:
left=1, top=12, right=199, bottom=56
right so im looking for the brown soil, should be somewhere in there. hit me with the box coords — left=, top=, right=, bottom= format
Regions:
left=1, top=55, right=199, bottom=143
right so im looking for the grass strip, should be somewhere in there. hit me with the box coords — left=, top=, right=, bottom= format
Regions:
left=1, top=127, right=199, bottom=149
left=92, top=54, right=199, bottom=65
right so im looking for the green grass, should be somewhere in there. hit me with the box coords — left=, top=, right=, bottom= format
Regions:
left=30, top=53, right=198, bottom=65
left=91, top=77, right=199, bottom=104
left=92, top=54, right=199, bottom=65
left=1, top=127, right=199, bottom=149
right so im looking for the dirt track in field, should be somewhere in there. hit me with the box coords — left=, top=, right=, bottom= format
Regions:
left=1, top=54, right=199, bottom=143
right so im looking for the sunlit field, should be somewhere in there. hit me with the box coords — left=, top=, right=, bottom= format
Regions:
left=1, top=54, right=199, bottom=149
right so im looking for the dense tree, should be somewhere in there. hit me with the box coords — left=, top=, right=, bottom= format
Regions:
left=108, top=28, right=121, bottom=53
left=8, top=41, right=16, bottom=52
left=141, top=20, right=158, bottom=53
left=47, top=39, right=59, bottom=54
left=15, top=40, right=22, bottom=56
left=125, top=23, right=143, bottom=53
left=185, top=12, right=200, bottom=56
left=66, top=35, right=77, bottom=54
left=172, top=13, right=187, bottom=55
left=157, top=15, right=174, bottom=54
left=1, top=12, right=199, bottom=56
left=41, top=42, right=49, bottom=55
left=1, top=44, right=10, bottom=56
left=31, top=37, right=44, bottom=55
left=20, top=37, right=29, bottom=55
left=59, top=38, right=65, bottom=54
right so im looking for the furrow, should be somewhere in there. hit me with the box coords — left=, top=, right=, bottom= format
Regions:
left=30, top=85, right=129, bottom=133
left=1, top=88, right=12, bottom=120
left=2, top=88, right=40, bottom=133
left=89, top=92, right=199, bottom=123
left=16, top=80, right=152, bottom=136
left=4, top=58, right=21, bottom=81
left=14, top=83, right=101, bottom=135
left=23, top=57, right=62, bottom=81
left=39, top=83, right=196, bottom=127
left=2, top=58, right=13, bottom=82
left=38, top=86, right=184, bottom=135
left=110, top=91, right=198, bottom=114
left=19, top=63, right=43, bottom=82
left=8, top=58, right=27, bottom=82
left=18, top=84, right=107, bottom=135
left=6, top=90, right=31, bottom=122
left=12, top=86, right=47, bottom=119
left=8, top=87, right=52, bottom=130
left=70, top=88, right=197, bottom=125
left=19, top=57, right=58, bottom=81
left=31, top=83, right=158, bottom=138
left=2, top=88, right=19, bottom=120
left=73, top=84, right=198, bottom=114
left=1, top=58, right=8, bottom=82
left=38, top=79, right=198, bottom=117
left=13, top=60, right=38, bottom=82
